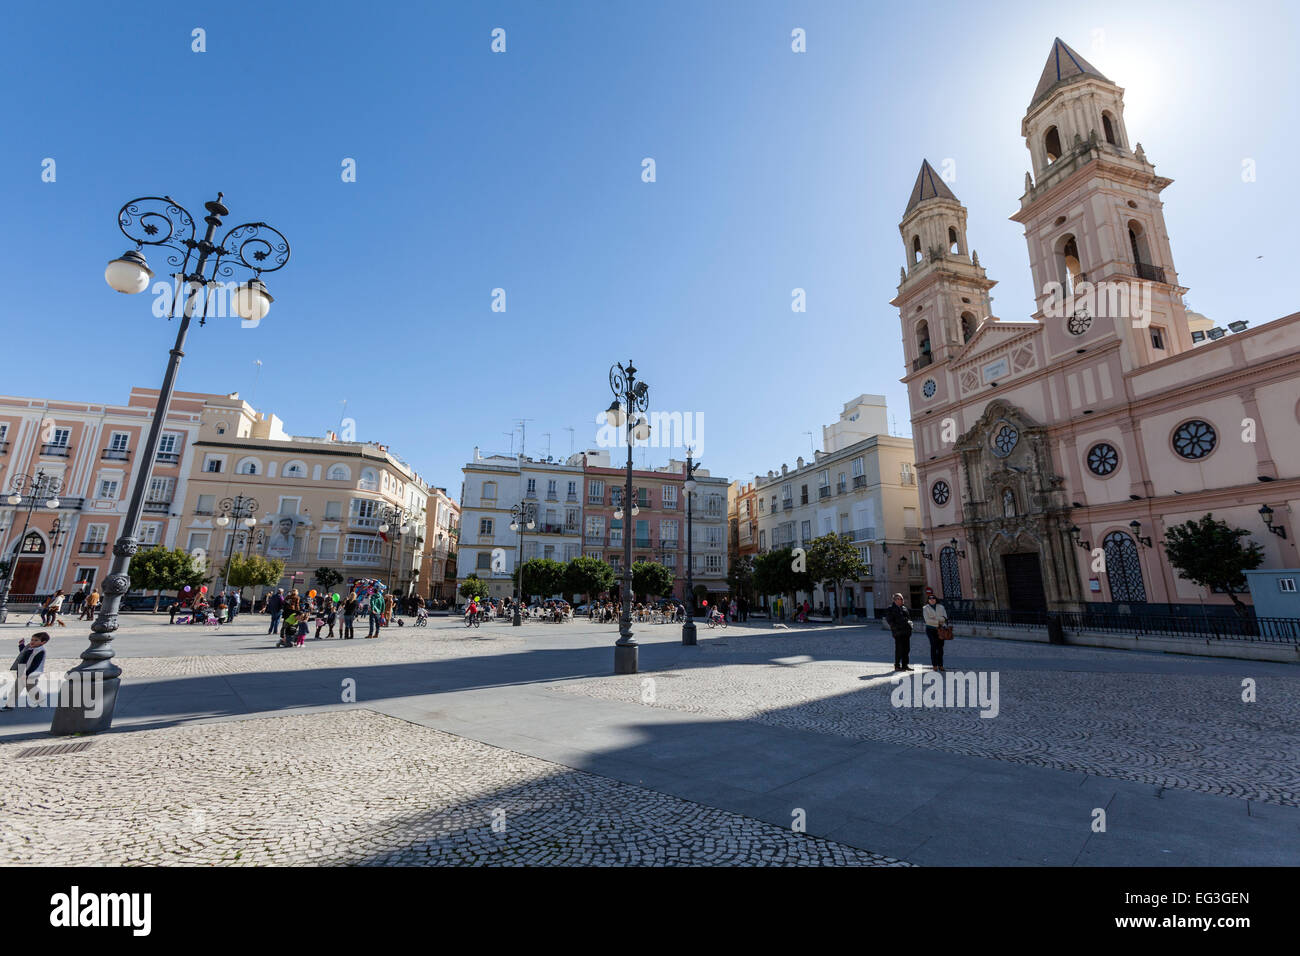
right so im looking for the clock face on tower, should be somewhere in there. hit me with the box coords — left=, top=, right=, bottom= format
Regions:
left=1068, top=309, right=1092, bottom=335
left=922, top=378, right=937, bottom=398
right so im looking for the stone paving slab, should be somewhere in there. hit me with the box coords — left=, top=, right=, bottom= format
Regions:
left=0, top=709, right=909, bottom=867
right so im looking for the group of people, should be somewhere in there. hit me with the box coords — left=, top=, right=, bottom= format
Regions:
left=263, top=581, right=397, bottom=646
left=170, top=588, right=243, bottom=625
left=883, top=592, right=952, bottom=672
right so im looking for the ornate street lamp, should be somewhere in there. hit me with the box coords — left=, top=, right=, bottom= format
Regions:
left=0, top=470, right=63, bottom=623
left=378, top=505, right=414, bottom=592
left=214, top=495, right=259, bottom=591
left=1128, top=519, right=1153, bottom=548
left=51, top=193, right=290, bottom=736
left=1259, top=505, right=1288, bottom=540
left=509, top=501, right=537, bottom=625
left=682, top=449, right=701, bottom=646
left=606, top=360, right=651, bottom=673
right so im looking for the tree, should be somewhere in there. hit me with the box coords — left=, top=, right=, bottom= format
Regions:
left=128, top=547, right=207, bottom=612
left=632, top=561, right=674, bottom=601
left=227, top=553, right=287, bottom=600
left=1163, top=513, right=1264, bottom=613
left=514, top=558, right=566, bottom=600
left=313, top=566, right=344, bottom=597
left=458, top=574, right=490, bottom=603
left=753, top=547, right=813, bottom=615
left=564, top=556, right=615, bottom=604
left=727, top=554, right=755, bottom=602
left=806, top=533, right=869, bottom=623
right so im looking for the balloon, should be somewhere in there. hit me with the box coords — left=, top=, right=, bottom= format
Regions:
left=702, top=600, right=708, bottom=606
left=308, top=590, right=317, bottom=598
left=332, top=593, right=340, bottom=602
left=183, top=586, right=191, bottom=592
left=200, top=586, right=207, bottom=593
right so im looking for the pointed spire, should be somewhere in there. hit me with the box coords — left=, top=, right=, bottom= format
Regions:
left=904, top=159, right=959, bottom=215
left=1030, top=37, right=1110, bottom=109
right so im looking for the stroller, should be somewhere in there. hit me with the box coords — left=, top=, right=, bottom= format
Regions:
left=277, top=613, right=298, bottom=647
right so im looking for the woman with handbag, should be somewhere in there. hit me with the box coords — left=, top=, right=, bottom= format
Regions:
left=922, top=594, right=951, bottom=672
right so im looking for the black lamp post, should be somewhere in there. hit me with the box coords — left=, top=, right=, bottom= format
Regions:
left=214, top=495, right=259, bottom=591
left=606, top=360, right=651, bottom=674
left=378, top=505, right=414, bottom=592
left=0, top=470, right=64, bottom=624
left=51, top=193, right=290, bottom=736
left=510, top=501, right=537, bottom=625
left=682, top=450, right=701, bottom=646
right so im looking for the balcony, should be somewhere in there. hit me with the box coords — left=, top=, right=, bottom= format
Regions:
left=852, top=475, right=867, bottom=489
left=566, top=493, right=578, bottom=502
left=661, top=499, right=677, bottom=509
left=634, top=537, right=652, bottom=549
left=848, top=527, right=876, bottom=542
left=351, top=516, right=381, bottom=530
left=343, top=553, right=383, bottom=567
left=155, top=452, right=180, bottom=465
left=782, top=499, right=794, bottom=511
left=143, top=500, right=172, bottom=514
left=193, top=508, right=214, bottom=516
left=1132, top=261, right=1166, bottom=284
left=912, top=352, right=933, bottom=371
left=584, top=534, right=607, bottom=546
left=79, top=542, right=108, bottom=555
left=101, top=448, right=130, bottom=461
left=818, top=486, right=831, bottom=499
left=40, top=443, right=71, bottom=457
left=658, top=539, right=679, bottom=551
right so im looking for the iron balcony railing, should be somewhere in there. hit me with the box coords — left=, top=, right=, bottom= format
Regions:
left=659, top=539, right=679, bottom=550
left=101, top=448, right=130, bottom=461
left=143, top=500, right=172, bottom=514
left=0, top=440, right=8, bottom=454
left=781, top=499, right=793, bottom=510
left=584, top=534, right=606, bottom=546
left=818, top=486, right=831, bottom=499
left=947, top=605, right=1300, bottom=644
left=41, top=443, right=71, bottom=457
left=852, top=475, right=867, bottom=489
left=847, top=527, right=876, bottom=542
left=155, top=452, right=180, bottom=465
left=1133, top=261, right=1166, bottom=283
left=912, top=353, right=933, bottom=371
left=79, top=542, right=108, bottom=554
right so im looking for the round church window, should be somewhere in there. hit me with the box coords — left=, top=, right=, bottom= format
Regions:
left=1086, top=442, right=1119, bottom=476
left=991, top=422, right=1019, bottom=458
left=1172, top=419, right=1216, bottom=460
left=931, top=480, right=950, bottom=505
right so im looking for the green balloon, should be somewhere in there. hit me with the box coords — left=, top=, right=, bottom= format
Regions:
left=333, top=593, right=340, bottom=602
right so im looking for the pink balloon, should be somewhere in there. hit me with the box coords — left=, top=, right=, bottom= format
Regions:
left=183, top=586, right=191, bottom=592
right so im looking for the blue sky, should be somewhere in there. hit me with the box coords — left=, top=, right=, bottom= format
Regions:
left=1, top=0, right=1294, bottom=493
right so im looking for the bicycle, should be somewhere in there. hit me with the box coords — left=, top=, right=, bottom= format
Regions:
left=464, top=613, right=480, bottom=628
left=706, top=613, right=727, bottom=629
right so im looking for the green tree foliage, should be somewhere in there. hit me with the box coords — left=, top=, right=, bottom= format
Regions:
left=129, top=547, right=207, bottom=612
left=1163, top=513, right=1264, bottom=612
left=226, top=553, right=287, bottom=598
left=458, top=574, right=490, bottom=603
left=564, top=556, right=615, bottom=603
left=313, top=566, right=344, bottom=595
left=727, top=554, right=755, bottom=601
left=514, top=558, right=566, bottom=599
left=806, top=533, right=869, bottom=623
left=753, top=547, right=813, bottom=610
left=631, top=561, right=674, bottom=600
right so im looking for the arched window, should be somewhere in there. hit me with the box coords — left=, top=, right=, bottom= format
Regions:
left=283, top=460, right=308, bottom=479
left=236, top=457, right=260, bottom=476
left=1102, top=112, right=1117, bottom=146
left=1002, top=489, right=1017, bottom=518
left=948, top=226, right=960, bottom=255
left=1044, top=126, right=1062, bottom=163
left=1057, top=234, right=1083, bottom=293
left=960, top=311, right=975, bottom=344
left=1103, top=531, right=1147, bottom=602
left=912, top=235, right=922, bottom=264
left=327, top=464, right=350, bottom=481
left=359, top=468, right=379, bottom=492
left=940, top=546, right=962, bottom=599
left=1128, top=220, right=1151, bottom=267
left=916, top=320, right=931, bottom=364
left=20, top=531, right=45, bottom=554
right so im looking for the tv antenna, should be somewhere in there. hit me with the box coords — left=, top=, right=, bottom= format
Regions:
left=515, top=418, right=534, bottom=459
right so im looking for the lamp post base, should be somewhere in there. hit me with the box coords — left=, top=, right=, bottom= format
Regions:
left=49, top=670, right=120, bottom=735
left=512, top=606, right=521, bottom=626
left=614, top=641, right=638, bottom=674
left=681, top=620, right=697, bottom=645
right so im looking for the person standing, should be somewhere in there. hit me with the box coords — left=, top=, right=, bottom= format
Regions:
left=3, top=631, right=49, bottom=711
left=226, top=589, right=239, bottom=623
left=70, top=588, right=85, bottom=616
left=366, top=591, right=384, bottom=638
left=885, top=592, right=914, bottom=672
left=342, top=591, right=358, bottom=639
left=266, top=588, right=285, bottom=635
left=922, top=594, right=949, bottom=672
left=80, top=588, right=100, bottom=621
left=42, top=590, right=66, bottom=627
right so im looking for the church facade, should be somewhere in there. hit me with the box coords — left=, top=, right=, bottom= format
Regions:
left=895, top=38, right=1300, bottom=613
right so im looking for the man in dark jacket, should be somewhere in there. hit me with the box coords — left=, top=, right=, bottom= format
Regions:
left=266, top=589, right=285, bottom=635
left=884, top=592, right=913, bottom=672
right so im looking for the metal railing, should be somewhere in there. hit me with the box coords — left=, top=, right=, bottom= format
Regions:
left=143, top=500, right=172, bottom=514
left=78, top=542, right=108, bottom=554
left=101, top=448, right=130, bottom=461
left=852, top=475, right=867, bottom=489
left=818, top=486, right=831, bottom=499
left=912, top=353, right=933, bottom=371
left=41, top=443, right=71, bottom=457
left=155, top=452, right=180, bottom=465
left=1133, top=261, right=1166, bottom=283
left=947, top=605, right=1300, bottom=644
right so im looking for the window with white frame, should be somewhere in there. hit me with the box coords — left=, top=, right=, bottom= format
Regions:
left=204, top=455, right=224, bottom=473
left=546, top=479, right=557, bottom=498
left=481, top=480, right=497, bottom=500
left=279, top=496, right=301, bottom=515
left=526, top=478, right=537, bottom=496
left=108, top=432, right=129, bottom=452
left=567, top=481, right=577, bottom=498
left=196, top=494, right=216, bottom=514
left=359, top=468, right=379, bottom=491
left=852, top=457, right=864, bottom=477
left=1280, top=578, right=1297, bottom=593
left=283, top=460, right=307, bottom=478
left=324, top=500, right=342, bottom=520
left=157, top=432, right=179, bottom=455
left=706, top=554, right=722, bottom=573
left=327, top=464, right=350, bottom=481
left=187, top=531, right=210, bottom=553
left=662, top=485, right=677, bottom=508
left=237, top=458, right=260, bottom=475
left=138, top=523, right=161, bottom=545
left=476, top=552, right=492, bottom=570
left=660, top=519, right=678, bottom=543
left=318, top=536, right=339, bottom=560
left=147, top=477, right=175, bottom=503
left=49, top=427, right=70, bottom=448
left=97, top=478, right=120, bottom=499
left=349, top=498, right=379, bottom=527
left=588, top=480, right=604, bottom=502
left=344, top=535, right=382, bottom=564
left=479, top=517, right=493, bottom=535
left=85, top=524, right=108, bottom=544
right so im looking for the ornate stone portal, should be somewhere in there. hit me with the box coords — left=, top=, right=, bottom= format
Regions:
left=955, top=400, right=1084, bottom=611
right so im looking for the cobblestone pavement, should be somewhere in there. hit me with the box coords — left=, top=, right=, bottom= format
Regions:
left=553, top=630, right=1300, bottom=807
left=0, top=710, right=909, bottom=866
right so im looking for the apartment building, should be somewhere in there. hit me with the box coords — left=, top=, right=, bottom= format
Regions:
left=0, top=387, right=211, bottom=601
left=178, top=394, right=432, bottom=597
left=753, top=395, right=923, bottom=616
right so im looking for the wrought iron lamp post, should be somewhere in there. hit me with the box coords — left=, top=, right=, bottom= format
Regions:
left=682, top=450, right=701, bottom=646
left=0, top=470, right=63, bottom=623
left=378, top=505, right=414, bottom=592
left=509, top=501, right=537, bottom=625
left=51, top=193, right=290, bottom=736
left=214, top=495, right=259, bottom=591
left=605, top=360, right=651, bottom=673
